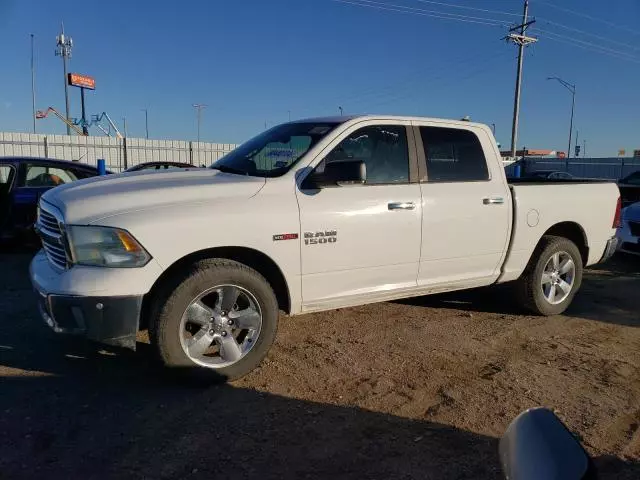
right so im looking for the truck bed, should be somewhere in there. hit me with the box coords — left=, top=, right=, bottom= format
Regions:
left=498, top=181, right=620, bottom=283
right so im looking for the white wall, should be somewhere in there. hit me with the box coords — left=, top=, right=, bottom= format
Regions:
left=0, top=132, right=237, bottom=172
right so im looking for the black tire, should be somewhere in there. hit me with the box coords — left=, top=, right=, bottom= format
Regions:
left=149, top=258, right=278, bottom=382
left=515, top=235, right=583, bottom=316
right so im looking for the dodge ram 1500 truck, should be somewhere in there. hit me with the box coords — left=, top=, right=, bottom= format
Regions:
left=30, top=115, right=621, bottom=381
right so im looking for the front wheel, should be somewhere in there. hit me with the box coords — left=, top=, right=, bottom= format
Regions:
left=515, top=235, right=583, bottom=316
left=149, top=259, right=279, bottom=382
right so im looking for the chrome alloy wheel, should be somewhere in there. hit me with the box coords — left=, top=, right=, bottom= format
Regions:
left=540, top=251, right=576, bottom=305
left=179, top=285, right=262, bottom=368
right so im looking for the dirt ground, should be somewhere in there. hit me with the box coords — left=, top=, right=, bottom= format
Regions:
left=1, top=252, right=639, bottom=479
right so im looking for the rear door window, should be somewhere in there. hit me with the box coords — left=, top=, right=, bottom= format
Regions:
left=419, top=127, right=489, bottom=182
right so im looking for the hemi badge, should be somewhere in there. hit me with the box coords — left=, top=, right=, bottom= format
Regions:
left=273, top=233, right=299, bottom=241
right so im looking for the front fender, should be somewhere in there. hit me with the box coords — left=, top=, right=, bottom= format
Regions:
left=91, top=191, right=303, bottom=313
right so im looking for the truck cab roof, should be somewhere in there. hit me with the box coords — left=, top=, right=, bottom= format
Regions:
left=293, top=114, right=487, bottom=129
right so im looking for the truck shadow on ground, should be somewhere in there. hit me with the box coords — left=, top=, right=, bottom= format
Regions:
left=2, top=326, right=503, bottom=479
left=0, top=334, right=638, bottom=480
left=398, top=254, right=640, bottom=328
left=1, top=255, right=638, bottom=479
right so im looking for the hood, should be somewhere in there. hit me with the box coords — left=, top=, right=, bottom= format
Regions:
left=623, top=201, right=640, bottom=221
left=42, top=169, right=265, bottom=224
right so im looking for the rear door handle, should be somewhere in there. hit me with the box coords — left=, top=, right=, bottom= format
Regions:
left=483, top=197, right=504, bottom=205
left=388, top=202, right=416, bottom=211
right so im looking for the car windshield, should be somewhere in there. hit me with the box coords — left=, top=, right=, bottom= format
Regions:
left=211, top=122, right=340, bottom=178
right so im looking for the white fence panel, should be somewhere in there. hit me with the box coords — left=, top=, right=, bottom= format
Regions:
left=0, top=132, right=237, bottom=172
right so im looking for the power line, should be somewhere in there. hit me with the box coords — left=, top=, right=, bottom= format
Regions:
left=331, top=0, right=512, bottom=27
left=538, top=18, right=640, bottom=53
left=534, top=0, right=640, bottom=37
left=343, top=51, right=515, bottom=109
left=336, top=49, right=503, bottom=105
left=534, top=28, right=640, bottom=64
left=410, top=0, right=522, bottom=18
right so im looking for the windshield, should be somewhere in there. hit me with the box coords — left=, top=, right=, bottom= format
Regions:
left=211, top=122, right=340, bottom=178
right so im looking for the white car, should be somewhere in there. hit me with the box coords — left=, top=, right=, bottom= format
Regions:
left=617, top=202, right=640, bottom=255
left=30, top=115, right=621, bottom=381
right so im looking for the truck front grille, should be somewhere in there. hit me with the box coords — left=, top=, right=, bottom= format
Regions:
left=37, top=204, right=69, bottom=271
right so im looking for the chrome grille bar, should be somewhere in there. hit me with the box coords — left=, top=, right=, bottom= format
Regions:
left=36, top=202, right=68, bottom=270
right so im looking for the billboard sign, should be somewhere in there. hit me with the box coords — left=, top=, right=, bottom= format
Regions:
left=68, top=73, right=96, bottom=90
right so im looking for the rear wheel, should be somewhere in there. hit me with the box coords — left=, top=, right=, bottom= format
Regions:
left=149, top=259, right=278, bottom=382
left=515, top=235, right=583, bottom=316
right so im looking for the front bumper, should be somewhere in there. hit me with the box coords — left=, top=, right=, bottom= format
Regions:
left=30, top=251, right=146, bottom=350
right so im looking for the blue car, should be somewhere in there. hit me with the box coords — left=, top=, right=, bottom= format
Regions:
left=0, top=157, right=101, bottom=244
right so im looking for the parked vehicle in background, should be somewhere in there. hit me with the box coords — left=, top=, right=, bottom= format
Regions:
left=526, top=170, right=575, bottom=180
left=30, top=115, right=621, bottom=382
left=618, top=170, right=640, bottom=207
left=617, top=201, right=640, bottom=256
left=124, top=161, right=196, bottom=172
left=0, top=157, right=101, bottom=244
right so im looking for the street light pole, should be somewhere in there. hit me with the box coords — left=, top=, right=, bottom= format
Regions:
left=30, top=34, right=37, bottom=134
left=547, top=76, right=575, bottom=162
left=338, top=106, right=343, bottom=116
left=141, top=109, right=149, bottom=139
left=192, top=104, right=207, bottom=143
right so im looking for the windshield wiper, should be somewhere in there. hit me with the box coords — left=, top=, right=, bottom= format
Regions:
left=211, top=165, right=249, bottom=176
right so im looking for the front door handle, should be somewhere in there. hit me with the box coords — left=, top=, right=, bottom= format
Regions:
left=388, top=202, right=416, bottom=211
left=483, top=197, right=505, bottom=205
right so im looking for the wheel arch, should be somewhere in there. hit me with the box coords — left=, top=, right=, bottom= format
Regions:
left=140, top=246, right=291, bottom=330
left=539, top=221, right=589, bottom=265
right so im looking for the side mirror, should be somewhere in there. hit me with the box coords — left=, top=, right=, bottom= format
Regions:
left=303, top=160, right=366, bottom=189
left=500, top=408, right=595, bottom=480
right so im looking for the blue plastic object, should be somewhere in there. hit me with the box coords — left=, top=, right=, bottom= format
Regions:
left=97, top=159, right=106, bottom=176
left=514, top=164, right=522, bottom=178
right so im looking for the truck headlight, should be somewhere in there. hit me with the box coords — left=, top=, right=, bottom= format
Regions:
left=67, top=226, right=151, bottom=267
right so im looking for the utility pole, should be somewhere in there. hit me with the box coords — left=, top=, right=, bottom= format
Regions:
left=55, top=23, right=73, bottom=135
left=30, top=34, right=37, bottom=134
left=507, top=0, right=537, bottom=158
left=122, top=117, right=128, bottom=138
left=338, top=106, right=343, bottom=116
left=141, top=109, right=149, bottom=139
left=192, top=104, right=207, bottom=143
left=583, top=139, right=586, bottom=158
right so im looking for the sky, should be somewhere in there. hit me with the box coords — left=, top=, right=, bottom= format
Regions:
left=0, top=0, right=638, bottom=156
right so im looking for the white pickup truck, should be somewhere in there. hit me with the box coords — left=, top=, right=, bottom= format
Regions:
left=30, top=115, right=621, bottom=380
